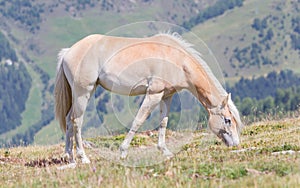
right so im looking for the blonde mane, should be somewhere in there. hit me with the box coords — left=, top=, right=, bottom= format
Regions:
left=228, top=97, right=244, bottom=130
left=156, top=32, right=227, bottom=96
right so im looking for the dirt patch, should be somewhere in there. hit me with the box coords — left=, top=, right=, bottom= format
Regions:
left=0, top=157, right=25, bottom=165
left=25, top=157, right=68, bottom=168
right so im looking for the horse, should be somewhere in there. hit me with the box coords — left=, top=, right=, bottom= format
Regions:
left=54, top=32, right=243, bottom=164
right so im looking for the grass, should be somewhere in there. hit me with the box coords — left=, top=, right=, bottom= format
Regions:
left=1, top=118, right=300, bottom=187
left=33, top=119, right=64, bottom=146
left=191, top=0, right=275, bottom=42
left=20, top=65, right=43, bottom=131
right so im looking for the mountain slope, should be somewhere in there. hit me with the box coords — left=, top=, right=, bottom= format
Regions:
left=191, top=0, right=300, bottom=79
left=0, top=0, right=300, bottom=146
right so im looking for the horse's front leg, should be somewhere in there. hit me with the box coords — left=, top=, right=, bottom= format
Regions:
left=157, top=96, right=174, bottom=158
left=120, top=91, right=164, bottom=159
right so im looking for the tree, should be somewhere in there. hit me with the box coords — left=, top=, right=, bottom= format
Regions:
left=265, top=28, right=274, bottom=40
left=290, top=34, right=300, bottom=50
left=275, top=89, right=285, bottom=108
left=0, top=32, right=18, bottom=62
left=262, top=96, right=274, bottom=113
left=240, top=97, right=254, bottom=116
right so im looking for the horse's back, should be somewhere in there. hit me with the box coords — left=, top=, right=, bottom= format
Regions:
left=62, top=33, right=190, bottom=95
left=96, top=35, right=190, bottom=95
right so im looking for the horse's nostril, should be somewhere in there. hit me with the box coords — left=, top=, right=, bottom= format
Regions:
left=218, top=129, right=227, bottom=135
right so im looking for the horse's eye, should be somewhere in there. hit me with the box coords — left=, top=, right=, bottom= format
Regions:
left=224, top=117, right=231, bottom=126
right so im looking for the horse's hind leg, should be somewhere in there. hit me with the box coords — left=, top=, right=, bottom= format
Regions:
left=72, top=86, right=94, bottom=164
left=64, top=109, right=75, bottom=163
left=120, top=91, right=164, bottom=159
left=157, top=96, right=173, bottom=158
left=73, top=117, right=90, bottom=164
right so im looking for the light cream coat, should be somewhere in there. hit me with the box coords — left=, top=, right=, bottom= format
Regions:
left=55, top=33, right=243, bottom=165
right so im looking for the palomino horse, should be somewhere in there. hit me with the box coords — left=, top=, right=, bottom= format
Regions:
left=55, top=33, right=243, bottom=164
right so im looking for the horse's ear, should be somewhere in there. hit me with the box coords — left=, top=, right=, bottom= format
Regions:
left=222, top=93, right=231, bottom=107
left=227, top=93, right=231, bottom=102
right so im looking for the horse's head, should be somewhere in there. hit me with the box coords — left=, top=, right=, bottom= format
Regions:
left=208, top=93, right=243, bottom=147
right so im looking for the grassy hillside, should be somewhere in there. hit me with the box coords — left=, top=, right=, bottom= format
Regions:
left=1, top=118, right=300, bottom=187
left=1, top=0, right=300, bottom=147
left=192, top=0, right=300, bottom=79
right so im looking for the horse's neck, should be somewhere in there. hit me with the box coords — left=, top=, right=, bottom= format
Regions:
left=187, top=63, right=226, bottom=110
left=195, top=85, right=223, bottom=110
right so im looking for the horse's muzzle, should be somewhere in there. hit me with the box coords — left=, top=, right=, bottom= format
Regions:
left=219, top=131, right=240, bottom=147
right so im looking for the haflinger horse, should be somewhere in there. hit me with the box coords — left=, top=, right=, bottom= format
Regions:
left=54, top=32, right=243, bottom=164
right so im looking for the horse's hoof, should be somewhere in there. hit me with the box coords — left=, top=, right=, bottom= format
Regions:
left=120, top=150, right=128, bottom=160
left=163, top=150, right=174, bottom=159
left=57, top=162, right=77, bottom=170
left=120, top=153, right=127, bottom=160
left=62, top=153, right=71, bottom=161
left=81, top=157, right=91, bottom=164
left=158, top=146, right=174, bottom=159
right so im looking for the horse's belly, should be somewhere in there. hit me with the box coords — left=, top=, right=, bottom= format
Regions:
left=99, top=72, right=148, bottom=95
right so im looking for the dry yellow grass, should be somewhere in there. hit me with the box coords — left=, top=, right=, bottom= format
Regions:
left=1, top=118, right=300, bottom=187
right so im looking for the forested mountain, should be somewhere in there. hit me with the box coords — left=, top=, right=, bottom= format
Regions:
left=228, top=70, right=300, bottom=118
left=0, top=0, right=300, bottom=147
left=230, top=7, right=300, bottom=70
left=229, top=70, right=300, bottom=100
left=0, top=32, right=32, bottom=136
left=0, top=63, right=31, bottom=134
left=0, top=32, right=17, bottom=62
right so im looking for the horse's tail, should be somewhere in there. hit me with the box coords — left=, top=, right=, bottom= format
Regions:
left=54, top=48, right=71, bottom=133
